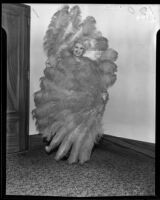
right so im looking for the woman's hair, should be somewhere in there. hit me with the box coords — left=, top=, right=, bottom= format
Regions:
left=70, top=39, right=88, bottom=55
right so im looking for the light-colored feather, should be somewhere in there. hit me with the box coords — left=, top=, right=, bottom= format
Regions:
left=33, top=5, right=118, bottom=164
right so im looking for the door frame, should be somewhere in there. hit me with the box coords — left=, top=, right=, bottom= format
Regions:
left=2, top=3, right=30, bottom=153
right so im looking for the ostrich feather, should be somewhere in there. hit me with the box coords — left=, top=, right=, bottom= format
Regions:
left=33, top=5, right=118, bottom=164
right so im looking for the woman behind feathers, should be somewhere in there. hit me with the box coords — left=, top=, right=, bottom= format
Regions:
left=32, top=5, right=118, bottom=164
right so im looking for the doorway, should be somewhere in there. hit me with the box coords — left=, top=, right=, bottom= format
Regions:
left=2, top=3, right=30, bottom=153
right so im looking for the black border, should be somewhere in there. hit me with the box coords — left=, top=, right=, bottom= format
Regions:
left=1, top=23, right=7, bottom=199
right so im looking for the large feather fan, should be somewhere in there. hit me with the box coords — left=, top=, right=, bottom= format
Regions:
left=32, top=5, right=118, bottom=164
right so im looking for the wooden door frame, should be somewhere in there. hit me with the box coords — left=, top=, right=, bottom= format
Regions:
left=19, top=3, right=30, bottom=152
left=2, top=3, right=30, bottom=153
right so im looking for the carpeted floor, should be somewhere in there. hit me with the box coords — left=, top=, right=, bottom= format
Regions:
left=6, top=139, right=155, bottom=197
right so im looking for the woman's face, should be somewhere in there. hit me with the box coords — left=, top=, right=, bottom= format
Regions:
left=73, top=43, right=85, bottom=57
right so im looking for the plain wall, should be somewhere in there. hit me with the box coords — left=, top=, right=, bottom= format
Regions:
left=27, top=4, right=159, bottom=143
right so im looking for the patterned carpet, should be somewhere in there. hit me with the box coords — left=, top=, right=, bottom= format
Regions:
left=6, top=139, right=155, bottom=197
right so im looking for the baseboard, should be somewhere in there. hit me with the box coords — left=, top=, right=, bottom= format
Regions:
left=29, top=134, right=43, bottom=150
left=101, top=134, right=155, bottom=159
left=28, top=134, right=155, bottom=159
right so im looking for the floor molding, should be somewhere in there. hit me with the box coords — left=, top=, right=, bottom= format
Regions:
left=28, top=134, right=155, bottom=159
left=101, top=134, right=155, bottom=158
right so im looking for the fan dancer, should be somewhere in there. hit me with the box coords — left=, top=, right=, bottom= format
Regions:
left=32, top=5, right=118, bottom=164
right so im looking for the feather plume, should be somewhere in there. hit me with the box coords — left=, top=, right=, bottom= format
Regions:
left=33, top=5, right=118, bottom=164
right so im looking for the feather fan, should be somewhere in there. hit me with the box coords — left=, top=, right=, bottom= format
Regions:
left=33, top=5, right=118, bottom=164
